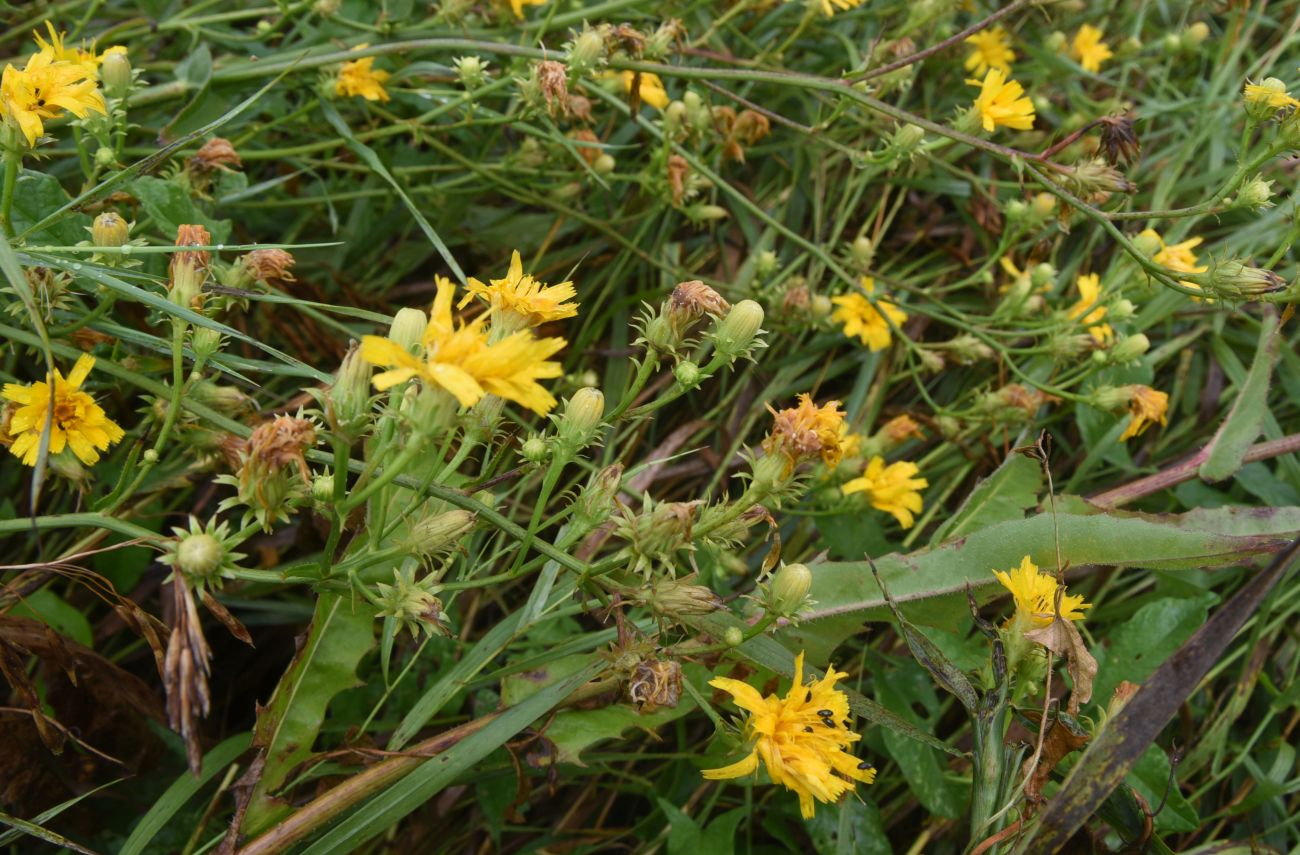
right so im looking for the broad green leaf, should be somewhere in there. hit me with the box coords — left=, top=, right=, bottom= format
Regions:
left=130, top=175, right=231, bottom=243
left=8, top=170, right=88, bottom=246
left=120, top=732, right=251, bottom=855
left=242, top=594, right=376, bottom=834
left=300, top=662, right=604, bottom=854
left=1126, top=744, right=1199, bottom=832
left=9, top=589, right=94, bottom=648
left=808, top=797, right=890, bottom=855
left=1093, top=594, right=1215, bottom=703
left=1199, top=310, right=1280, bottom=482
left=930, top=452, right=1042, bottom=544
left=658, top=798, right=702, bottom=854
left=875, top=664, right=964, bottom=819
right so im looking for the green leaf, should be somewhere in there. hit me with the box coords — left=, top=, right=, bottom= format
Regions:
left=808, top=798, right=890, bottom=855
left=242, top=594, right=376, bottom=834
left=1126, top=744, right=1199, bottom=833
left=300, top=661, right=604, bottom=854
left=930, top=452, right=1042, bottom=544
left=130, top=175, right=231, bottom=243
left=1199, top=310, right=1280, bottom=482
left=9, top=589, right=94, bottom=648
left=875, top=664, right=964, bottom=819
left=0, top=810, right=97, bottom=855
left=8, top=170, right=88, bottom=246
left=1093, top=594, right=1215, bottom=703
left=658, top=798, right=702, bottom=853
left=120, top=732, right=251, bottom=855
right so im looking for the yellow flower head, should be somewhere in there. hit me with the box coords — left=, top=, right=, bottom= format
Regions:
left=994, top=555, right=1089, bottom=628
left=617, top=70, right=669, bottom=110
left=3, top=354, right=124, bottom=466
left=1119, top=384, right=1168, bottom=441
left=704, top=652, right=875, bottom=819
left=831, top=277, right=908, bottom=352
left=335, top=48, right=390, bottom=102
left=508, top=0, right=547, bottom=18
left=1070, top=24, right=1113, bottom=73
left=842, top=456, right=927, bottom=529
left=1, top=47, right=106, bottom=147
left=763, top=394, right=849, bottom=468
left=818, top=0, right=865, bottom=15
left=1140, top=228, right=1209, bottom=300
left=462, top=250, right=579, bottom=328
left=967, top=68, right=1035, bottom=133
left=359, top=277, right=566, bottom=415
left=964, top=27, right=1016, bottom=77
left=1067, top=273, right=1112, bottom=345
left=1244, top=79, right=1299, bottom=111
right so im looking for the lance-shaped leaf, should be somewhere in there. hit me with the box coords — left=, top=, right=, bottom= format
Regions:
left=1199, top=308, right=1281, bottom=483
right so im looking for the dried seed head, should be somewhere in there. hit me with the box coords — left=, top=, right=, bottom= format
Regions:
left=627, top=659, right=683, bottom=713
left=536, top=60, right=569, bottom=115
left=1096, top=114, right=1140, bottom=165
left=240, top=248, right=296, bottom=284
left=189, top=137, right=242, bottom=173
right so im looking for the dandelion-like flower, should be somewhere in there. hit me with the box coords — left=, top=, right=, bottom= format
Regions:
left=617, top=70, right=669, bottom=110
left=3, top=354, right=124, bottom=466
left=763, top=394, right=849, bottom=468
left=831, top=277, right=908, bottom=352
left=1067, top=273, right=1112, bottom=345
left=1070, top=24, right=1113, bottom=73
left=967, top=68, right=1035, bottom=133
left=1119, top=384, right=1168, bottom=441
left=704, top=652, right=875, bottom=819
left=1140, top=228, right=1209, bottom=299
left=994, top=555, right=1089, bottom=628
left=817, top=0, right=865, bottom=15
left=1, top=43, right=106, bottom=147
left=842, top=456, right=927, bottom=529
left=964, top=27, right=1016, bottom=76
left=1243, top=78, right=1299, bottom=112
left=335, top=48, right=390, bottom=102
left=360, top=276, right=566, bottom=415
left=462, top=250, right=579, bottom=327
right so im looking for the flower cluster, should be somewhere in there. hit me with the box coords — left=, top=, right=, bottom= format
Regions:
left=1, top=25, right=110, bottom=147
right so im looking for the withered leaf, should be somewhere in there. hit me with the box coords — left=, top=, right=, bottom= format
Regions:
left=1024, top=617, right=1097, bottom=715
left=1023, top=717, right=1090, bottom=803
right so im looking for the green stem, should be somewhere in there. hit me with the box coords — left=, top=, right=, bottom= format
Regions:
left=0, top=143, right=20, bottom=238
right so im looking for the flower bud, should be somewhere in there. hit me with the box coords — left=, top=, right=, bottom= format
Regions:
left=945, top=333, right=995, bottom=364
left=1183, top=21, right=1210, bottom=48
left=754, top=250, right=779, bottom=279
left=1206, top=258, right=1286, bottom=298
left=1004, top=199, right=1030, bottom=223
left=1091, top=385, right=1131, bottom=411
left=1031, top=192, right=1057, bottom=218
left=851, top=235, right=874, bottom=267
left=711, top=299, right=765, bottom=364
left=811, top=294, right=832, bottom=319
left=405, top=509, right=476, bottom=561
left=690, top=203, right=729, bottom=222
left=521, top=434, right=549, bottom=463
left=892, top=123, right=925, bottom=152
left=917, top=348, right=945, bottom=373
left=102, top=48, right=132, bottom=97
left=177, top=533, right=223, bottom=579
left=312, top=473, right=335, bottom=505
left=190, top=381, right=255, bottom=415
left=93, top=147, right=116, bottom=169
left=1232, top=176, right=1274, bottom=210
left=724, top=626, right=744, bottom=647
left=1030, top=263, right=1057, bottom=289
left=388, top=307, right=427, bottom=354
left=575, top=464, right=623, bottom=525
left=328, top=345, right=373, bottom=438
left=674, top=359, right=702, bottom=389
left=1048, top=332, right=1093, bottom=361
left=556, top=387, right=604, bottom=450
left=646, top=576, right=722, bottom=617
left=92, top=212, right=130, bottom=247
left=565, top=27, right=606, bottom=77
left=1132, top=230, right=1162, bottom=257
left=169, top=224, right=211, bottom=311
left=1109, top=333, right=1150, bottom=365
left=767, top=563, right=812, bottom=617
left=1109, top=298, right=1136, bottom=322
left=453, top=55, right=488, bottom=89
left=375, top=568, right=447, bottom=639
left=593, top=153, right=616, bottom=175
left=1046, top=31, right=1067, bottom=52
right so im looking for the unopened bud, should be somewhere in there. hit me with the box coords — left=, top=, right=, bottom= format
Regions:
left=593, top=153, right=616, bottom=175
left=1030, top=263, right=1057, bottom=289
left=1110, top=298, right=1136, bottom=321
left=1206, top=258, right=1286, bottom=298
left=1109, top=333, right=1150, bottom=365
left=521, top=435, right=549, bottom=463
left=388, top=307, right=428, bottom=354
left=177, top=533, right=223, bottom=579
left=754, top=250, right=779, bottom=278
left=312, top=473, right=335, bottom=505
left=101, top=49, right=132, bottom=97
left=1132, top=231, right=1162, bottom=257
left=1031, top=192, right=1057, bottom=218
left=918, top=348, right=945, bottom=373
left=405, top=510, right=476, bottom=560
left=1233, top=176, right=1274, bottom=210
left=453, top=55, right=488, bottom=89
left=711, top=300, right=765, bottom=363
left=328, top=346, right=373, bottom=437
left=1046, top=31, right=1067, bottom=52
left=851, top=235, right=874, bottom=267
left=723, top=626, right=744, bottom=647
left=647, top=576, right=722, bottom=617
left=92, top=212, right=130, bottom=247
left=565, top=27, right=606, bottom=76
left=674, top=359, right=701, bottom=388
left=946, top=333, right=995, bottom=364
left=556, top=387, right=604, bottom=449
left=1183, top=21, right=1210, bottom=48
left=811, top=294, right=832, bottom=319
left=190, top=381, right=255, bottom=415
left=767, top=563, right=812, bottom=617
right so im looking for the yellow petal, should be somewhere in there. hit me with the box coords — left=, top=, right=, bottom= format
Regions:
left=701, top=750, right=759, bottom=780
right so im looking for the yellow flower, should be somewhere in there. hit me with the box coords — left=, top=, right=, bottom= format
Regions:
left=1067, top=273, right=1112, bottom=345
left=1070, top=24, right=1113, bottom=73
left=335, top=48, right=390, bottom=102
left=1, top=47, right=106, bottom=147
left=461, top=250, right=579, bottom=328
left=1119, top=384, right=1168, bottom=441
left=359, top=277, right=566, bottom=415
left=703, top=652, right=875, bottom=819
left=817, top=0, right=865, bottom=15
left=1140, top=228, right=1209, bottom=300
left=3, top=354, right=124, bottom=466
left=994, top=555, right=1089, bottom=628
left=763, top=394, right=849, bottom=468
left=509, top=0, right=547, bottom=17
left=831, top=277, right=908, bottom=352
left=967, top=68, right=1035, bottom=133
left=1243, top=79, right=1299, bottom=111
left=842, top=456, right=927, bottom=529
left=964, top=27, right=1016, bottom=76
left=617, top=70, right=669, bottom=110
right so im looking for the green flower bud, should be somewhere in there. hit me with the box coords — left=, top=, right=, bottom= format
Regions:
left=556, top=387, right=604, bottom=451
left=388, top=307, right=428, bottom=354
left=1205, top=258, right=1286, bottom=299
left=312, top=473, right=335, bottom=505
left=405, top=509, right=477, bottom=561
left=673, top=360, right=702, bottom=389
left=646, top=576, right=722, bottom=617
left=189, top=381, right=255, bottom=415
left=1232, top=176, right=1274, bottom=210
left=1109, top=333, right=1150, bottom=365
left=453, top=55, right=489, bottom=89
left=191, top=326, right=224, bottom=365
left=565, top=27, right=606, bottom=77
left=767, top=563, right=812, bottom=617
left=575, top=464, right=623, bottom=525
left=593, top=153, right=616, bottom=175
left=754, top=250, right=779, bottom=279
left=811, top=294, right=832, bottom=319
left=1031, top=192, right=1057, bottom=218
left=1132, top=231, right=1162, bottom=257
left=93, top=146, right=116, bottom=168
left=711, top=299, right=765, bottom=364
left=1030, top=263, right=1057, bottom=289
left=521, top=435, right=549, bottom=463
left=178, top=533, right=223, bottom=578
left=327, top=345, right=373, bottom=439
left=851, top=235, right=874, bottom=267
left=1183, top=21, right=1210, bottom=48
left=1109, top=298, right=1136, bottom=322
left=724, top=626, right=745, bottom=647
left=102, top=50, right=132, bottom=97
